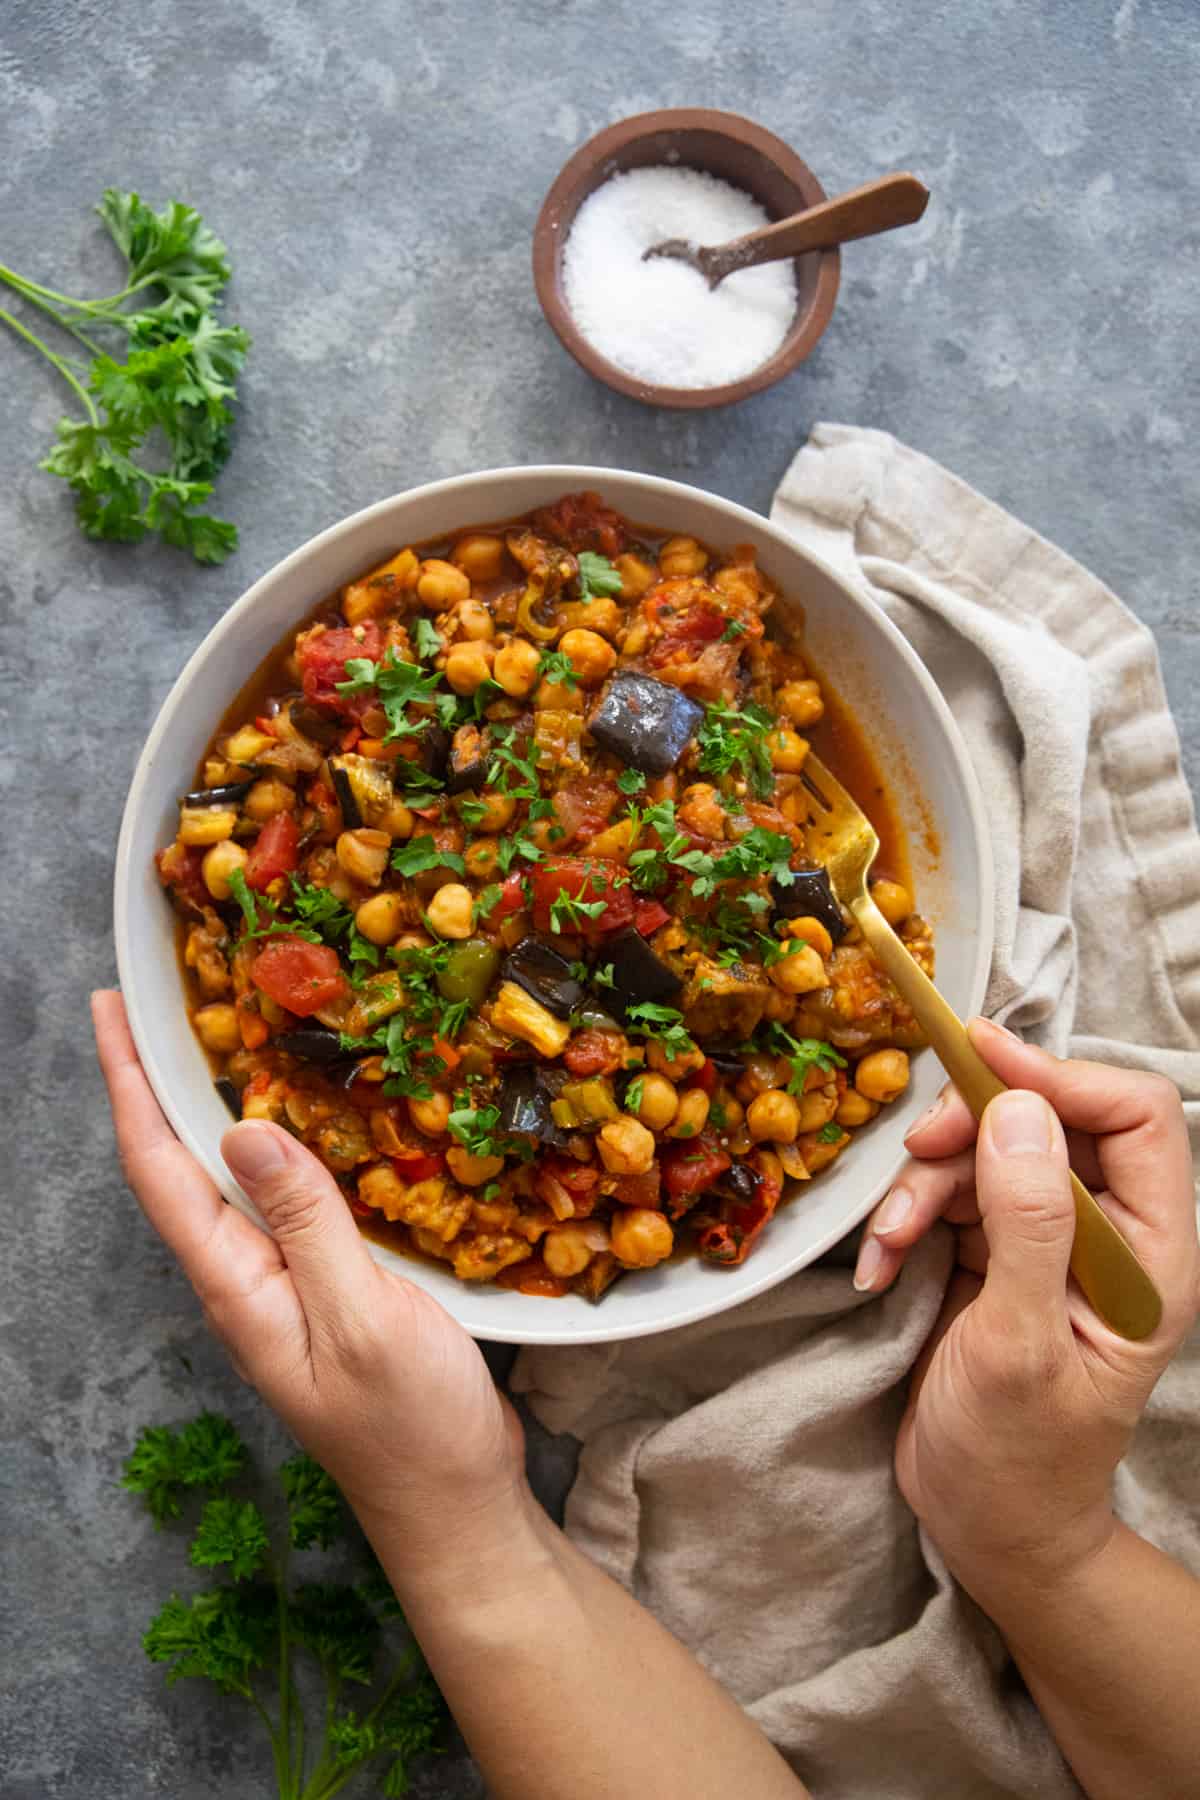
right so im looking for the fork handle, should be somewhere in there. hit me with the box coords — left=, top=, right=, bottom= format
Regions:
left=850, top=892, right=1163, bottom=1341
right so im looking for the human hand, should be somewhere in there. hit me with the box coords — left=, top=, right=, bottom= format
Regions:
left=855, top=1019, right=1199, bottom=1608
left=91, top=991, right=527, bottom=1579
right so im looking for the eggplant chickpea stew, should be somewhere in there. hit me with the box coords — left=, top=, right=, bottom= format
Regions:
left=157, top=493, right=933, bottom=1300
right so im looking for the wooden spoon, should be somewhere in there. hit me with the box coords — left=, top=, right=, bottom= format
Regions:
left=643, top=171, right=929, bottom=289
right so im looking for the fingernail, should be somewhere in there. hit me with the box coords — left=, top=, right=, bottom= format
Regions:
left=971, top=1015, right=1019, bottom=1042
left=904, top=1091, right=945, bottom=1141
left=987, top=1090, right=1053, bottom=1156
left=224, top=1122, right=287, bottom=1183
left=853, top=1235, right=884, bottom=1291
left=875, top=1186, right=912, bottom=1237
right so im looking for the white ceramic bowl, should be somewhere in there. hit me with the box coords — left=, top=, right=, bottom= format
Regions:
left=115, top=466, right=992, bottom=1346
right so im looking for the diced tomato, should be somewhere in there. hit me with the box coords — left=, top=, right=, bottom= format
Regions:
left=650, top=603, right=728, bottom=666
left=393, top=1150, right=444, bottom=1182
left=541, top=1156, right=601, bottom=1196
left=633, top=899, right=671, bottom=937
left=687, top=1058, right=718, bottom=1097
left=530, top=858, right=635, bottom=936
left=156, top=841, right=208, bottom=911
left=486, top=871, right=526, bottom=922
left=244, top=812, right=299, bottom=892
left=699, top=1151, right=783, bottom=1265
left=340, top=723, right=363, bottom=752
left=563, top=1029, right=625, bottom=1077
left=554, top=773, right=618, bottom=845
left=532, top=491, right=626, bottom=558
left=297, top=622, right=383, bottom=710
left=612, top=1165, right=663, bottom=1210
left=496, top=1259, right=570, bottom=1298
left=536, top=1156, right=601, bottom=1219
left=250, top=937, right=348, bottom=1018
left=661, top=1133, right=731, bottom=1217
left=255, top=715, right=278, bottom=739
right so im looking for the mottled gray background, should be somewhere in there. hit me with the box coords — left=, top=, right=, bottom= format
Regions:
left=2, top=1, right=1197, bottom=1795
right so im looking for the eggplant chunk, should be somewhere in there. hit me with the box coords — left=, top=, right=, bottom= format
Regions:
left=182, top=780, right=256, bottom=808
left=420, top=723, right=452, bottom=782
left=275, top=1027, right=348, bottom=1065
left=330, top=754, right=394, bottom=830
left=289, top=701, right=342, bottom=749
left=447, top=722, right=488, bottom=794
left=214, top=1076, right=241, bottom=1119
left=712, top=1160, right=762, bottom=1205
left=502, top=937, right=584, bottom=1020
left=588, top=673, right=704, bottom=776
left=605, top=927, right=683, bottom=1010
left=575, top=1252, right=624, bottom=1303
left=771, top=864, right=848, bottom=944
left=498, top=1065, right=572, bottom=1147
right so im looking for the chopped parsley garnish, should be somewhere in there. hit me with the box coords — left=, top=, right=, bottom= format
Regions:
left=391, top=837, right=466, bottom=878
left=486, top=730, right=541, bottom=801
left=446, top=1098, right=504, bottom=1159
left=625, top=1075, right=645, bottom=1114
left=616, top=767, right=646, bottom=796
left=818, top=1121, right=847, bottom=1144
left=289, top=876, right=380, bottom=967
left=457, top=797, right=491, bottom=829
left=720, top=619, right=746, bottom=643
left=696, top=698, right=776, bottom=800
left=336, top=649, right=445, bottom=743
left=549, top=889, right=607, bottom=933
left=576, top=550, right=623, bottom=602
left=474, top=882, right=504, bottom=919
left=495, top=831, right=542, bottom=873
left=752, top=1022, right=847, bottom=1096
left=591, top=963, right=615, bottom=989
left=624, top=1000, right=696, bottom=1063
left=411, top=615, right=443, bottom=661
left=536, top=648, right=580, bottom=691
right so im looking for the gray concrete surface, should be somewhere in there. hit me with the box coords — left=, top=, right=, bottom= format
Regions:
left=2, top=2, right=1197, bottom=1795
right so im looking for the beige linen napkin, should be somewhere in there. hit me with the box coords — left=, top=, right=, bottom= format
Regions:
left=512, top=426, right=1200, bottom=1800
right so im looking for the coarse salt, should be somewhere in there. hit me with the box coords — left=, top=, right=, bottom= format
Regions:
left=562, top=165, right=798, bottom=390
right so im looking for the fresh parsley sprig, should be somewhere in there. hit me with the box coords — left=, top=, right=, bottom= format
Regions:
left=624, top=1000, right=696, bottom=1063
left=0, top=190, right=249, bottom=561
left=576, top=550, right=623, bottom=602
left=123, top=1414, right=444, bottom=1797
left=696, top=699, right=776, bottom=800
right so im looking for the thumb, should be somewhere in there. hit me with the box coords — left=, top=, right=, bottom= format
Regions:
left=975, top=1088, right=1075, bottom=1331
left=222, top=1121, right=373, bottom=1317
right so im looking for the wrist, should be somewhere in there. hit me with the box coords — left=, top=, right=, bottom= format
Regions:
left=948, top=1503, right=1120, bottom=1632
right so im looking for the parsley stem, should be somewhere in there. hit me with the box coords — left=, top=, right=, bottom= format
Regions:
left=0, top=266, right=108, bottom=356
left=0, top=303, right=98, bottom=421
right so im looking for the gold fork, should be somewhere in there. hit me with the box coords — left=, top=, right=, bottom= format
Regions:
left=800, top=750, right=1163, bottom=1341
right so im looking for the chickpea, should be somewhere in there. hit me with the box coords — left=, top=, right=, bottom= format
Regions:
left=469, top=789, right=516, bottom=833
left=445, top=1145, right=505, bottom=1187
left=768, top=727, right=809, bottom=773
left=712, top=565, right=759, bottom=608
left=836, top=1089, right=880, bottom=1129
left=613, top=553, right=655, bottom=597
left=558, top=627, right=616, bottom=688
left=464, top=836, right=500, bottom=880
left=201, top=839, right=248, bottom=902
left=785, top=915, right=834, bottom=958
left=444, top=641, right=495, bottom=695
left=801, top=1131, right=845, bottom=1175
left=343, top=549, right=419, bottom=624
left=543, top=1222, right=607, bottom=1279
left=560, top=597, right=622, bottom=640
left=630, top=1073, right=678, bottom=1132
left=667, top=1088, right=710, bottom=1139
left=407, top=1090, right=451, bottom=1136
left=178, top=806, right=237, bottom=847
left=767, top=942, right=827, bottom=996
left=354, top=891, right=407, bottom=946
left=379, top=800, right=415, bottom=840
left=455, top=598, right=495, bottom=641
left=243, top=777, right=296, bottom=822
left=425, top=882, right=475, bottom=939
left=534, top=675, right=585, bottom=713
left=193, top=1003, right=241, bottom=1055
left=393, top=930, right=432, bottom=953
left=870, top=879, right=913, bottom=927
left=336, top=828, right=390, bottom=887
left=646, top=1039, right=706, bottom=1080
left=715, top=1094, right=744, bottom=1132
left=620, top=618, right=650, bottom=658
left=796, top=1088, right=837, bottom=1133
left=597, top=1115, right=657, bottom=1175
left=747, top=1088, right=802, bottom=1144
left=855, top=1049, right=910, bottom=1104
left=417, top=558, right=471, bottom=606
left=492, top=637, right=541, bottom=698
left=451, top=534, right=506, bottom=583
left=778, top=679, right=825, bottom=728
left=659, top=535, right=708, bottom=579
left=610, top=1208, right=674, bottom=1269
left=677, top=782, right=727, bottom=840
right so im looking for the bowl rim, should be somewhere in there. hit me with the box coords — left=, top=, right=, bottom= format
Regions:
left=532, top=107, right=841, bottom=410
left=115, top=464, right=994, bottom=1346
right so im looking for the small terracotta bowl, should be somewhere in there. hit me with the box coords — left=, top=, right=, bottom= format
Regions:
left=532, top=107, right=841, bottom=410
